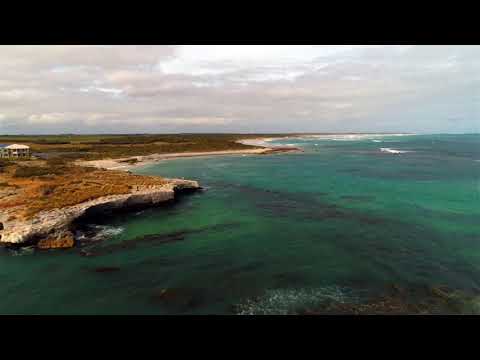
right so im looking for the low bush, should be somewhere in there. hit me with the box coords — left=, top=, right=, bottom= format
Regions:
left=0, top=159, right=11, bottom=172
left=13, top=166, right=64, bottom=178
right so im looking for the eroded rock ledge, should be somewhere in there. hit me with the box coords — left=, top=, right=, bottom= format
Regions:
left=0, top=178, right=200, bottom=249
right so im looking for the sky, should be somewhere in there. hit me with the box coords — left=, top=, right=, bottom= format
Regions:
left=0, top=45, right=478, bottom=134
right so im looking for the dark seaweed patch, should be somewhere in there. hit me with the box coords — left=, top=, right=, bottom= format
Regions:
left=78, top=222, right=240, bottom=257
left=222, top=261, right=266, bottom=278
left=223, top=181, right=391, bottom=227
left=93, top=266, right=121, bottom=273
left=150, top=287, right=206, bottom=311
left=340, top=195, right=376, bottom=202
left=273, top=272, right=308, bottom=288
left=79, top=231, right=188, bottom=256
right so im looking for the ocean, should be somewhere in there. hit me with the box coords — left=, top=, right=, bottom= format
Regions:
left=1, top=133, right=480, bottom=314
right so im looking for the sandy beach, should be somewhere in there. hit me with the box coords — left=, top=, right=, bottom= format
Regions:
left=77, top=139, right=302, bottom=171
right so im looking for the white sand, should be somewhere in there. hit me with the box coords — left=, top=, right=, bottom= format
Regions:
left=77, top=148, right=269, bottom=171
left=76, top=138, right=302, bottom=171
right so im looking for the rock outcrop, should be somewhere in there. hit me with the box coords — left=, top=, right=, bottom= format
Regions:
left=37, top=231, right=75, bottom=249
left=0, top=178, right=200, bottom=249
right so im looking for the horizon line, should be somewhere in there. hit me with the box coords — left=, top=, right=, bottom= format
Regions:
left=0, top=132, right=479, bottom=137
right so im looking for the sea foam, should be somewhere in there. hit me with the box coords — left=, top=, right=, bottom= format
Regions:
left=299, top=133, right=411, bottom=141
left=380, top=147, right=409, bottom=154
left=9, top=246, right=35, bottom=256
left=235, top=286, right=355, bottom=315
left=76, top=224, right=124, bottom=242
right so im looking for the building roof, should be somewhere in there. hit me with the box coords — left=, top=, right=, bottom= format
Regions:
left=5, top=144, right=30, bottom=149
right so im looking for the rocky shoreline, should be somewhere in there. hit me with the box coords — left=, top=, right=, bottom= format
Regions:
left=0, top=138, right=301, bottom=250
left=0, top=178, right=200, bottom=249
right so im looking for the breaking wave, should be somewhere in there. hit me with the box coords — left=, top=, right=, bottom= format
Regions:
left=240, top=134, right=413, bottom=147
left=294, top=134, right=412, bottom=142
left=9, top=246, right=35, bottom=256
left=235, top=286, right=357, bottom=315
left=380, top=148, right=410, bottom=154
left=76, top=224, right=124, bottom=242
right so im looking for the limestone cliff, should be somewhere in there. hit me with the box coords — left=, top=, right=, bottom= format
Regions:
left=0, top=178, right=200, bottom=249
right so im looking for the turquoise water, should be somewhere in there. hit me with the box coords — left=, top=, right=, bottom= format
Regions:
left=1, top=134, right=480, bottom=314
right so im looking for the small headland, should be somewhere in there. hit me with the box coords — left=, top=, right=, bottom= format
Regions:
left=0, top=157, right=200, bottom=250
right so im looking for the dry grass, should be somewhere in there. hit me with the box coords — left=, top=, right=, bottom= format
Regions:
left=0, top=162, right=167, bottom=219
left=0, top=134, right=288, bottom=221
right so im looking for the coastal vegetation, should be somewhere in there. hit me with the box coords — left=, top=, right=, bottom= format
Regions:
left=0, top=133, right=293, bottom=251
left=0, top=160, right=169, bottom=219
left=0, top=133, right=298, bottom=253
left=0, top=134, right=291, bottom=161
left=0, top=159, right=9, bottom=173
left=0, top=133, right=290, bottom=227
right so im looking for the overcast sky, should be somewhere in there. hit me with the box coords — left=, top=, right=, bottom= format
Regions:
left=0, top=45, right=478, bottom=134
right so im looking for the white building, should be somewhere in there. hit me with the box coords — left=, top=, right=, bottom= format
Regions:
left=0, top=144, right=31, bottom=159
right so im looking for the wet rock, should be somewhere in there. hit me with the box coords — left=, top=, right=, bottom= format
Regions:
left=429, top=285, right=453, bottom=300
left=79, top=249, right=94, bottom=257
left=37, top=231, right=75, bottom=249
left=460, top=296, right=480, bottom=314
left=0, top=222, right=4, bottom=231
left=302, top=284, right=480, bottom=315
left=321, top=296, right=415, bottom=315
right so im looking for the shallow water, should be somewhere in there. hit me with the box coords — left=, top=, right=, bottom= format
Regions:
left=1, top=134, right=480, bottom=314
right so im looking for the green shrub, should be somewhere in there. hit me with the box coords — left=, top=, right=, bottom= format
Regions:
left=0, top=159, right=12, bottom=173
left=13, top=166, right=51, bottom=178
left=32, top=139, right=70, bottom=145
left=13, top=165, right=65, bottom=178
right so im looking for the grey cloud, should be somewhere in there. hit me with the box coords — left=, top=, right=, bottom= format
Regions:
left=0, top=45, right=478, bottom=134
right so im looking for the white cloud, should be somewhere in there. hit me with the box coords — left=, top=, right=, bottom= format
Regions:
left=159, top=45, right=361, bottom=82
left=0, top=45, right=479, bottom=134
left=28, top=113, right=73, bottom=124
